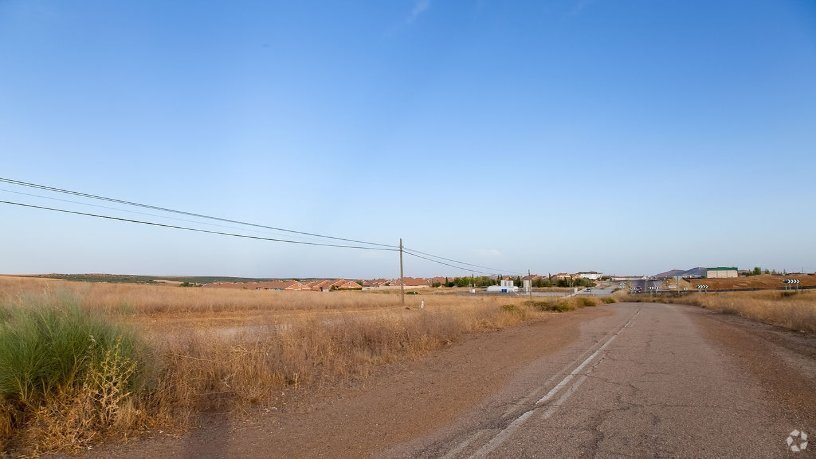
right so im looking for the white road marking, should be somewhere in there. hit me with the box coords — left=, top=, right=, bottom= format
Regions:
left=499, top=330, right=615, bottom=418
left=440, top=430, right=488, bottom=459
left=467, top=308, right=640, bottom=458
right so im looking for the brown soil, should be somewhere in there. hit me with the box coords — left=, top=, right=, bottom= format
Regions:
left=699, top=274, right=816, bottom=290
left=692, top=309, right=816, bottom=426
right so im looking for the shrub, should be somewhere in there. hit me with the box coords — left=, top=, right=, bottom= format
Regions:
left=0, top=302, right=145, bottom=451
left=601, top=297, right=617, bottom=304
left=524, top=300, right=575, bottom=313
left=578, top=297, right=598, bottom=307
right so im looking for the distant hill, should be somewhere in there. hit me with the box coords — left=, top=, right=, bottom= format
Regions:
left=653, top=267, right=706, bottom=279
left=653, top=269, right=686, bottom=279
left=681, top=267, right=707, bottom=278
left=27, top=273, right=282, bottom=284
left=25, top=273, right=372, bottom=285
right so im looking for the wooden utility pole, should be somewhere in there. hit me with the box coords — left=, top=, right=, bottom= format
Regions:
left=399, top=238, right=405, bottom=305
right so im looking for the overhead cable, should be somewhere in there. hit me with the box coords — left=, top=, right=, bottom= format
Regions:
left=0, top=200, right=398, bottom=251
left=0, top=177, right=398, bottom=249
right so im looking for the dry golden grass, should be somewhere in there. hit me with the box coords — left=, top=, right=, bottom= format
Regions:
left=0, top=276, right=606, bottom=454
left=624, top=290, right=816, bottom=333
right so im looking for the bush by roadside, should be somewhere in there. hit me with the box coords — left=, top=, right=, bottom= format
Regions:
left=0, top=301, right=147, bottom=453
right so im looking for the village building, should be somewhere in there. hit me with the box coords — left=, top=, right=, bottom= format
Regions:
left=706, top=267, right=738, bottom=279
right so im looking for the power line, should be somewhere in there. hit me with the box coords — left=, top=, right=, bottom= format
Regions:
left=0, top=200, right=399, bottom=252
left=0, top=187, right=313, bottom=237
left=1, top=177, right=529, bottom=276
left=0, top=177, right=398, bottom=249
left=403, top=251, right=499, bottom=276
left=403, top=247, right=522, bottom=275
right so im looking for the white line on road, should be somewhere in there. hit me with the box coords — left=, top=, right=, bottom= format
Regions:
left=468, top=308, right=641, bottom=458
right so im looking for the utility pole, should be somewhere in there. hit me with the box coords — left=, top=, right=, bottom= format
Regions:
left=528, top=269, right=533, bottom=300
left=399, top=238, right=405, bottom=306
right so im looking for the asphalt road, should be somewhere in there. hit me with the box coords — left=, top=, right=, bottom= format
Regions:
left=96, top=303, right=816, bottom=458
left=386, top=303, right=816, bottom=457
left=576, top=286, right=616, bottom=296
left=628, top=279, right=663, bottom=293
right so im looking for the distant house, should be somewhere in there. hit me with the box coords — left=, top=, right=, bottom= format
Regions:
left=302, top=279, right=362, bottom=291
left=204, top=280, right=308, bottom=291
left=575, top=271, right=602, bottom=281
left=306, top=280, right=335, bottom=291
left=376, top=278, right=431, bottom=289
left=401, top=277, right=431, bottom=288
left=330, top=280, right=363, bottom=290
left=611, top=275, right=647, bottom=281
left=254, top=280, right=307, bottom=291
left=552, top=273, right=573, bottom=281
left=362, top=279, right=391, bottom=288
left=706, top=267, right=738, bottom=279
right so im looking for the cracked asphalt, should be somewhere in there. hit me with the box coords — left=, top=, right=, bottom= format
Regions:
left=386, top=303, right=816, bottom=458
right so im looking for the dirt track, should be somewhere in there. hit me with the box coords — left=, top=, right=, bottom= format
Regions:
left=93, top=303, right=816, bottom=457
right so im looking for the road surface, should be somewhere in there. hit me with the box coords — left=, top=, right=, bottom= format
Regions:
left=98, top=303, right=816, bottom=458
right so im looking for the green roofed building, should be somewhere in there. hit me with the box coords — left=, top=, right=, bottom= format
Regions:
left=706, top=267, right=738, bottom=279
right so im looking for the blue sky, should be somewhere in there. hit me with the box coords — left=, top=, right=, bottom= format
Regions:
left=1, top=0, right=815, bottom=278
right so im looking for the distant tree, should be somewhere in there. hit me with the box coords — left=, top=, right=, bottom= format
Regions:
left=532, top=278, right=553, bottom=288
left=752, top=267, right=762, bottom=276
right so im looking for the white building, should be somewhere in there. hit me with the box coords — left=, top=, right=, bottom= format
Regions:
left=706, top=267, right=738, bottom=279
left=487, top=279, right=519, bottom=293
left=575, top=271, right=603, bottom=281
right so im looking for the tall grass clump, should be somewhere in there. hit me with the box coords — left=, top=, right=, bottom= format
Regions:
left=525, top=300, right=575, bottom=312
left=0, top=301, right=146, bottom=452
left=577, top=297, right=598, bottom=307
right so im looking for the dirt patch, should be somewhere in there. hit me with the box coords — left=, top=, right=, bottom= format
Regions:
left=691, top=308, right=816, bottom=426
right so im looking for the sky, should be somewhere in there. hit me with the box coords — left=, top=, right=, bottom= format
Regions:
left=1, top=0, right=815, bottom=278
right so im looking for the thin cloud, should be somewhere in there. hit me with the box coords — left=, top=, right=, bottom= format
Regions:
left=407, top=0, right=431, bottom=23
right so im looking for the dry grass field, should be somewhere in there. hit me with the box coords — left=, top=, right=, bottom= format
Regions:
left=693, top=274, right=816, bottom=290
left=0, top=276, right=604, bottom=454
left=624, top=290, right=816, bottom=333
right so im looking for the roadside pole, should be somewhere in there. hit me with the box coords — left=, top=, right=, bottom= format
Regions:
left=528, top=269, right=533, bottom=300
left=399, top=238, right=405, bottom=306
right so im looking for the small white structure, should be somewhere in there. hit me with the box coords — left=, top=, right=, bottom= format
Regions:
left=522, top=279, right=532, bottom=293
left=487, top=280, right=519, bottom=293
left=575, top=271, right=602, bottom=280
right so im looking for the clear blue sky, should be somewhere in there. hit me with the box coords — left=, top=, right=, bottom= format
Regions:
left=1, top=0, right=815, bottom=278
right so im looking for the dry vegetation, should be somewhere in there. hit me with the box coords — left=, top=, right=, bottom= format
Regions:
left=0, top=276, right=606, bottom=454
left=623, top=290, right=816, bottom=333
left=692, top=274, right=816, bottom=290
